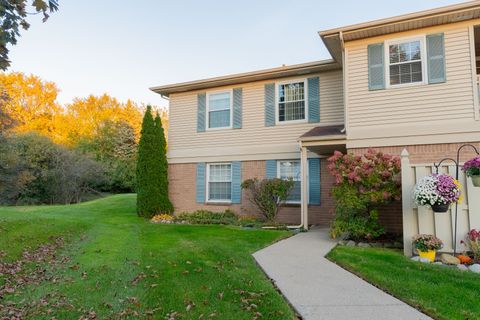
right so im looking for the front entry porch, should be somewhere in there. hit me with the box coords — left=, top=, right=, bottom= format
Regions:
left=297, top=125, right=346, bottom=229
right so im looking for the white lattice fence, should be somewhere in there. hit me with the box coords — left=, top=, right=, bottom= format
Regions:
left=401, top=149, right=480, bottom=256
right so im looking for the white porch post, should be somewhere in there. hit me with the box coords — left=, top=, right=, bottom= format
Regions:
left=301, top=145, right=309, bottom=230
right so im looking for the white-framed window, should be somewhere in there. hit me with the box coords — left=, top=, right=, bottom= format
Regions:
left=386, top=37, right=426, bottom=87
left=276, top=80, right=307, bottom=123
left=277, top=160, right=301, bottom=203
left=206, top=91, right=232, bottom=129
left=207, top=163, right=232, bottom=202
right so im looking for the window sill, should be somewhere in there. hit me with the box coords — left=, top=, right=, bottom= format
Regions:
left=283, top=202, right=301, bottom=207
left=205, top=201, right=232, bottom=206
left=275, top=119, right=308, bottom=126
left=386, top=81, right=428, bottom=89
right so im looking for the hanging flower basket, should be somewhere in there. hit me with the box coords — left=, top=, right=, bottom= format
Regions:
left=431, top=203, right=450, bottom=213
left=413, top=174, right=461, bottom=213
left=463, top=156, right=480, bottom=187
left=472, top=176, right=480, bottom=187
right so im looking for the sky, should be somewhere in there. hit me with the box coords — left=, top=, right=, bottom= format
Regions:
left=8, top=0, right=466, bottom=108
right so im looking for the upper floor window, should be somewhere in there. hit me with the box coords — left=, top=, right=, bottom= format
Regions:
left=207, top=91, right=231, bottom=129
left=278, top=160, right=301, bottom=203
left=277, top=80, right=306, bottom=123
left=387, top=38, right=425, bottom=86
left=207, top=163, right=232, bottom=202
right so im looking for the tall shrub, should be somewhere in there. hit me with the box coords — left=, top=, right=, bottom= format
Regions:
left=327, top=149, right=401, bottom=240
left=241, top=178, right=294, bottom=222
left=154, top=112, right=173, bottom=213
left=136, top=106, right=172, bottom=217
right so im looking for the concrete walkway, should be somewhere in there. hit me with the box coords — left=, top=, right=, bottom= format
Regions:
left=253, top=228, right=431, bottom=320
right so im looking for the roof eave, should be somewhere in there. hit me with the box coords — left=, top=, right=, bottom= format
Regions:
left=150, top=59, right=340, bottom=97
left=319, top=0, right=480, bottom=38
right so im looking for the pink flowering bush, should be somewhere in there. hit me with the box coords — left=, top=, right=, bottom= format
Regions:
left=327, top=148, right=401, bottom=240
left=463, top=156, right=480, bottom=177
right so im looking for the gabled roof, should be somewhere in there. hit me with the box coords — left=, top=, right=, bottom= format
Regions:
left=319, top=1, right=480, bottom=62
left=150, top=60, right=340, bottom=97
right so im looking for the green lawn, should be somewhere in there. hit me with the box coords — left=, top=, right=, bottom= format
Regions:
left=327, top=246, right=480, bottom=320
left=0, top=194, right=295, bottom=319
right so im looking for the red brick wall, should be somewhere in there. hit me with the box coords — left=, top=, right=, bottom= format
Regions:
left=168, top=160, right=336, bottom=226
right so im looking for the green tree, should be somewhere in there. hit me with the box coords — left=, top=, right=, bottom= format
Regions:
left=136, top=106, right=173, bottom=217
left=76, top=120, right=137, bottom=192
left=1, top=0, right=59, bottom=70
left=154, top=112, right=173, bottom=213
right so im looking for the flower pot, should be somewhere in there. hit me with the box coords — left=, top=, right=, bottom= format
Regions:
left=431, top=203, right=450, bottom=213
left=417, top=249, right=436, bottom=262
left=471, top=175, right=480, bottom=187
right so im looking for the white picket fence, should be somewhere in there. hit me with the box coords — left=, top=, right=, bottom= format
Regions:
left=401, top=149, right=480, bottom=256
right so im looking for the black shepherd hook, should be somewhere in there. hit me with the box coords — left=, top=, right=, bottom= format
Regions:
left=432, top=144, right=479, bottom=255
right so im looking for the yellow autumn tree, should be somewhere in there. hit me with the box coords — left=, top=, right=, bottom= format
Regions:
left=58, top=95, right=144, bottom=146
left=0, top=72, right=61, bottom=138
left=0, top=72, right=168, bottom=147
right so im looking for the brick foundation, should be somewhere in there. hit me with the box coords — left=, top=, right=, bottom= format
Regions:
left=168, top=160, right=335, bottom=226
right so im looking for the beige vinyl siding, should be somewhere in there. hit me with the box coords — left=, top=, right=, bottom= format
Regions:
left=168, top=71, right=344, bottom=163
left=345, top=20, right=480, bottom=148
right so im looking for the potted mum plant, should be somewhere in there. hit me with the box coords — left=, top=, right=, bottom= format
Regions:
left=413, top=174, right=461, bottom=213
left=463, top=156, right=480, bottom=187
left=412, top=234, right=443, bottom=262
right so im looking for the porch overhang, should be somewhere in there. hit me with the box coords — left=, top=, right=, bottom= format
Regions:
left=298, top=125, right=347, bottom=155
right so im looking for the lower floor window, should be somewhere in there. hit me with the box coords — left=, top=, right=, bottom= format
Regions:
left=278, top=160, right=301, bottom=203
left=208, top=163, right=232, bottom=201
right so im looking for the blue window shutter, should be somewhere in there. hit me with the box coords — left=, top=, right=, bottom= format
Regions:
left=427, top=33, right=446, bottom=84
left=231, top=161, right=242, bottom=203
left=264, top=83, right=275, bottom=127
left=233, top=88, right=242, bottom=129
left=265, top=160, right=277, bottom=179
left=196, top=163, right=206, bottom=203
left=308, top=158, right=321, bottom=205
left=197, top=93, right=206, bottom=132
left=307, top=77, right=320, bottom=123
left=368, top=43, right=385, bottom=90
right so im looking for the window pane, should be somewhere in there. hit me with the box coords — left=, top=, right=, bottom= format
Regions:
left=208, top=164, right=231, bottom=201
left=209, top=182, right=231, bottom=200
left=209, top=92, right=230, bottom=111
left=209, top=110, right=230, bottom=128
left=279, top=161, right=301, bottom=181
left=289, top=181, right=301, bottom=202
left=389, top=44, right=399, bottom=64
left=209, top=164, right=231, bottom=182
left=278, top=82, right=305, bottom=122
left=279, top=160, right=301, bottom=202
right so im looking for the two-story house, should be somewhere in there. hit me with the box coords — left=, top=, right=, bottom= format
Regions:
left=151, top=1, right=480, bottom=232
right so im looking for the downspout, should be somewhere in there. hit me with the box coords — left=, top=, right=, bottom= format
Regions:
left=284, top=142, right=306, bottom=230
left=340, top=31, right=347, bottom=134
